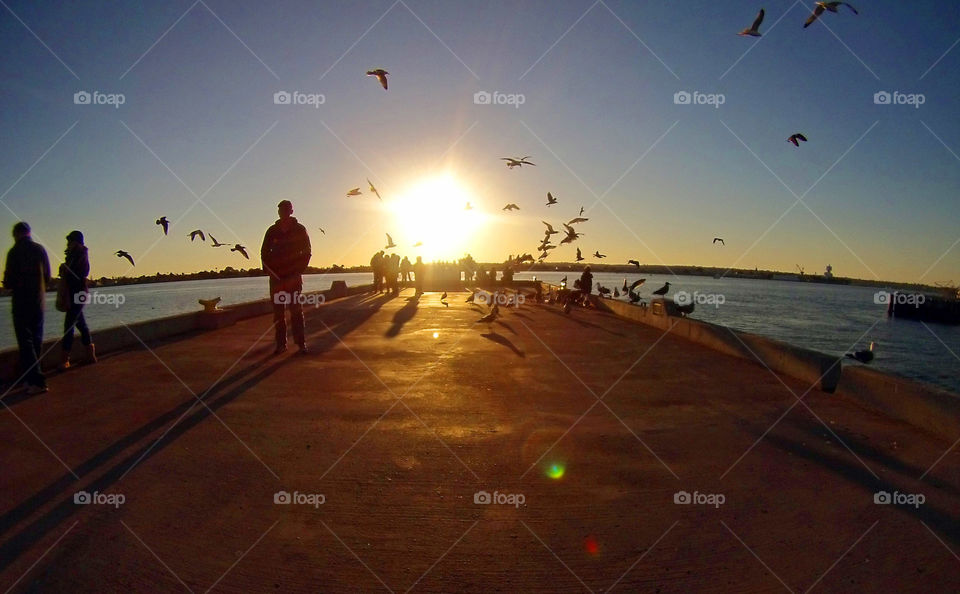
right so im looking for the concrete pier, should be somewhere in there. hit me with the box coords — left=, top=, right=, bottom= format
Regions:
left=1, top=289, right=959, bottom=592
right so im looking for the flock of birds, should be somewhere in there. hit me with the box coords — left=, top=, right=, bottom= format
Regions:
left=113, top=216, right=251, bottom=268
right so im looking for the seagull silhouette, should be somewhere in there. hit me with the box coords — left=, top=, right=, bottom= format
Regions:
left=787, top=133, right=808, bottom=147
left=546, top=192, right=558, bottom=206
left=628, top=259, right=640, bottom=267
left=579, top=206, right=585, bottom=216
left=805, top=1, right=857, bottom=28
left=542, top=221, right=558, bottom=235
left=502, top=203, right=520, bottom=211
left=189, top=230, right=205, bottom=242
left=367, top=179, right=382, bottom=200
left=593, top=251, right=606, bottom=259
left=346, top=187, right=362, bottom=197
left=155, top=217, right=169, bottom=235
left=713, top=237, right=725, bottom=245
left=622, top=278, right=629, bottom=292
left=412, top=241, right=423, bottom=247
left=366, top=69, right=389, bottom=90
left=738, top=8, right=765, bottom=36
left=652, top=282, right=670, bottom=296
left=567, top=217, right=588, bottom=225
left=385, top=233, right=396, bottom=249
left=318, top=228, right=325, bottom=235
left=116, top=250, right=135, bottom=266
left=209, top=234, right=227, bottom=247
left=629, top=279, right=646, bottom=292
left=845, top=341, right=874, bottom=363
left=231, top=244, right=249, bottom=259
left=576, top=247, right=584, bottom=262
left=560, top=228, right=582, bottom=245
left=501, top=156, right=535, bottom=169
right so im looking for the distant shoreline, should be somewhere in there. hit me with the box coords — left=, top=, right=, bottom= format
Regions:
left=20, top=262, right=949, bottom=296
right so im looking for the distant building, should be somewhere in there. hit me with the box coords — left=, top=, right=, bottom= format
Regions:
left=824, top=264, right=833, bottom=279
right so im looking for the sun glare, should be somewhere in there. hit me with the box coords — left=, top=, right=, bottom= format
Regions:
left=388, top=174, right=485, bottom=262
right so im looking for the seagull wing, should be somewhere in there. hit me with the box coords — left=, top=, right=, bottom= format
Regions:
left=752, top=8, right=765, bottom=30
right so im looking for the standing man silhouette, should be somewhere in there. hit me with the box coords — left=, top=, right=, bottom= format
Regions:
left=261, top=200, right=311, bottom=354
left=3, top=222, right=51, bottom=393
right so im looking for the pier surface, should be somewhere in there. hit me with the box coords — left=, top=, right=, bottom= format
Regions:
left=1, top=289, right=959, bottom=592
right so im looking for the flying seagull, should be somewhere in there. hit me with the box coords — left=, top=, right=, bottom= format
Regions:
left=579, top=206, right=585, bottom=216
left=652, top=282, right=671, bottom=296
left=805, top=2, right=857, bottom=28
left=542, top=221, right=558, bottom=235
left=560, top=228, right=582, bottom=245
left=845, top=341, right=874, bottom=363
left=231, top=244, right=249, bottom=259
left=738, top=8, right=765, bottom=36
left=629, top=279, right=646, bottom=292
left=116, top=250, right=134, bottom=266
left=628, top=259, right=640, bottom=267
left=210, top=234, right=227, bottom=247
left=576, top=247, right=584, bottom=262
left=787, top=133, right=808, bottom=147
left=385, top=233, right=396, bottom=249
left=501, top=156, right=535, bottom=169
left=713, top=237, right=725, bottom=245
left=367, top=179, right=382, bottom=200
left=412, top=241, right=423, bottom=247
left=546, top=192, right=558, bottom=206
left=502, top=203, right=520, bottom=211
left=318, top=228, right=325, bottom=235
left=346, top=187, right=362, bottom=197
left=567, top=217, right=588, bottom=225
left=155, top=217, right=169, bottom=235
left=189, top=229, right=206, bottom=242
left=366, top=69, right=389, bottom=90
left=593, top=251, right=606, bottom=259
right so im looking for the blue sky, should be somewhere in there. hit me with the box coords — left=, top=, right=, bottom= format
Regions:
left=0, top=0, right=958, bottom=283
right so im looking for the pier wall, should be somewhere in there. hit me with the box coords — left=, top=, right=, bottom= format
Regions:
left=0, top=282, right=368, bottom=384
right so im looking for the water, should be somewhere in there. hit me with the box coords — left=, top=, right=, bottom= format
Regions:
left=515, top=271, right=960, bottom=394
left=1, top=271, right=956, bottom=393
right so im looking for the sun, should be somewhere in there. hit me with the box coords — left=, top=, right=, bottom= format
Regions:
left=388, top=174, right=486, bottom=262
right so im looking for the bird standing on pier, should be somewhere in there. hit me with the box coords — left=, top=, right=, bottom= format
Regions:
left=845, top=342, right=874, bottom=363
left=652, top=282, right=670, bottom=296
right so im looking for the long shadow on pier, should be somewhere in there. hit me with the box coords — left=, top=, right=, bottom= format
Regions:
left=0, top=292, right=389, bottom=573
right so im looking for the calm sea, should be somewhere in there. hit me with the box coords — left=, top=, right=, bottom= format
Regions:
left=0, top=271, right=957, bottom=393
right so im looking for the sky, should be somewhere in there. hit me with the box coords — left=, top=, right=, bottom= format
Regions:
left=0, top=0, right=958, bottom=284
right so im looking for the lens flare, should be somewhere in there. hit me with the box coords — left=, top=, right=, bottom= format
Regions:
left=546, top=463, right=565, bottom=479
left=433, top=332, right=439, bottom=338
left=584, top=535, right=599, bottom=555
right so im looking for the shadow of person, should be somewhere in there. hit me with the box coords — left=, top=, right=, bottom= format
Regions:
left=481, top=332, right=525, bottom=357
left=385, top=297, right=419, bottom=337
